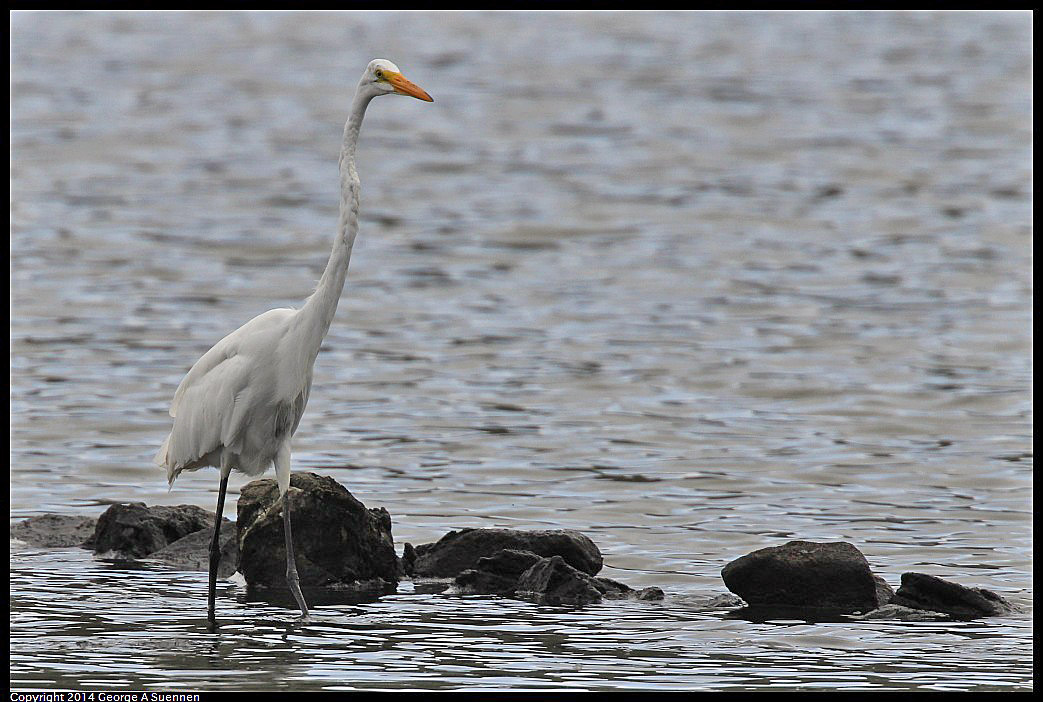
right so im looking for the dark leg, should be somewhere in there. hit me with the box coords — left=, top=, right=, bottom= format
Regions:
left=283, top=491, right=310, bottom=618
left=208, top=467, right=230, bottom=626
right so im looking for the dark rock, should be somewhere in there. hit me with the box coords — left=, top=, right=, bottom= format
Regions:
left=12, top=514, right=97, bottom=548
left=515, top=555, right=603, bottom=606
left=592, top=576, right=634, bottom=599
left=237, top=472, right=398, bottom=589
left=706, top=593, right=746, bottom=609
left=589, top=577, right=663, bottom=601
left=454, top=568, right=518, bottom=595
left=454, top=549, right=543, bottom=595
left=452, top=548, right=662, bottom=605
left=636, top=586, right=665, bottom=601
left=890, top=572, right=1015, bottom=619
left=369, top=507, right=393, bottom=535
left=93, top=503, right=216, bottom=558
left=478, top=548, right=544, bottom=576
left=873, top=574, right=895, bottom=607
left=148, top=523, right=238, bottom=579
left=400, top=542, right=417, bottom=577
left=413, top=528, right=603, bottom=578
left=721, top=540, right=887, bottom=613
left=857, top=604, right=950, bottom=621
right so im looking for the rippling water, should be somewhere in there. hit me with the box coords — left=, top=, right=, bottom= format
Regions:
left=11, top=10, right=1032, bottom=691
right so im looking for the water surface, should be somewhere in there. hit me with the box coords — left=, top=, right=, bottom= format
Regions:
left=10, top=10, right=1032, bottom=691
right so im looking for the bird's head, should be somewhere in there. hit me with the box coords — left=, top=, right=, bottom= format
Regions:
left=361, top=59, right=433, bottom=102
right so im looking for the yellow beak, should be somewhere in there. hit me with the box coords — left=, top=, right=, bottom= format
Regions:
left=386, top=72, right=434, bottom=102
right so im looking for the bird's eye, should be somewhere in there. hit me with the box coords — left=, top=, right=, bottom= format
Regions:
left=375, top=69, right=383, bottom=80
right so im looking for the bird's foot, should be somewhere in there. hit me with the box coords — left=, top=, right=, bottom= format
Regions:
left=286, top=569, right=311, bottom=620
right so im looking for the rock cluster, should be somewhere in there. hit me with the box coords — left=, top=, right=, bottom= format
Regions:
left=408, top=527, right=603, bottom=578
left=720, top=539, right=1016, bottom=620
left=511, top=555, right=664, bottom=605
left=149, top=526, right=238, bottom=578
left=92, top=502, right=222, bottom=559
left=12, top=473, right=1018, bottom=619
left=431, top=543, right=664, bottom=605
left=9, top=502, right=240, bottom=579
left=890, top=572, right=1015, bottom=619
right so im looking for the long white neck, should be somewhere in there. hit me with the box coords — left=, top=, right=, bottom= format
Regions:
left=297, top=87, right=374, bottom=356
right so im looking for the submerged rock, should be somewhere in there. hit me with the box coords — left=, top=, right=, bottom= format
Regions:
left=23, top=506, right=234, bottom=578
left=890, top=572, right=1015, bottom=619
left=873, top=574, right=896, bottom=608
left=706, top=593, right=746, bottom=609
left=721, top=540, right=889, bottom=613
left=591, top=576, right=635, bottom=599
left=453, top=548, right=664, bottom=606
left=11, top=514, right=97, bottom=549
left=589, top=577, right=664, bottom=601
left=93, top=503, right=216, bottom=559
left=148, top=524, right=238, bottom=578
left=515, top=555, right=604, bottom=606
left=856, top=604, right=950, bottom=621
left=636, top=586, right=666, bottom=601
left=399, top=542, right=418, bottom=577
left=237, top=472, right=398, bottom=589
left=414, top=528, right=603, bottom=577
left=455, top=549, right=543, bottom=595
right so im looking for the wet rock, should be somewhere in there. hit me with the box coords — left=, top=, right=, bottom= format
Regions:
left=454, top=567, right=516, bottom=595
left=93, top=503, right=216, bottom=558
left=890, top=572, right=1015, bottom=619
left=873, top=574, right=895, bottom=607
left=515, top=555, right=603, bottom=606
left=148, top=523, right=238, bottom=579
left=11, top=514, right=97, bottom=548
left=454, top=549, right=663, bottom=604
left=857, top=604, right=950, bottom=621
left=400, top=542, right=417, bottom=577
left=454, top=549, right=543, bottom=595
left=721, top=540, right=888, bottom=613
left=413, top=528, right=603, bottom=577
left=479, top=548, right=544, bottom=576
left=636, top=586, right=666, bottom=601
left=706, top=593, right=746, bottom=609
left=589, top=577, right=664, bottom=601
left=591, top=576, right=634, bottom=599
left=237, top=472, right=398, bottom=589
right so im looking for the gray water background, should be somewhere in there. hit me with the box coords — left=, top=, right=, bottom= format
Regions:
left=10, top=11, right=1032, bottom=691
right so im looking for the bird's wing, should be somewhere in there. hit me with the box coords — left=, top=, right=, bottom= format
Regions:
left=169, top=308, right=295, bottom=418
left=161, top=308, right=296, bottom=471
left=164, top=353, right=252, bottom=471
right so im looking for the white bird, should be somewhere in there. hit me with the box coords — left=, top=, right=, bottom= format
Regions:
left=154, top=59, right=433, bottom=625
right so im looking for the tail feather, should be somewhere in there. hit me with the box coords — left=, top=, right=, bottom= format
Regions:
left=154, top=435, right=179, bottom=488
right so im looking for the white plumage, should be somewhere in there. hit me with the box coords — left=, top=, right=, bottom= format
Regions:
left=156, top=307, right=308, bottom=484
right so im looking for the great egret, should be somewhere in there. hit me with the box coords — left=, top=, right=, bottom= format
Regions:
left=154, top=59, right=433, bottom=624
